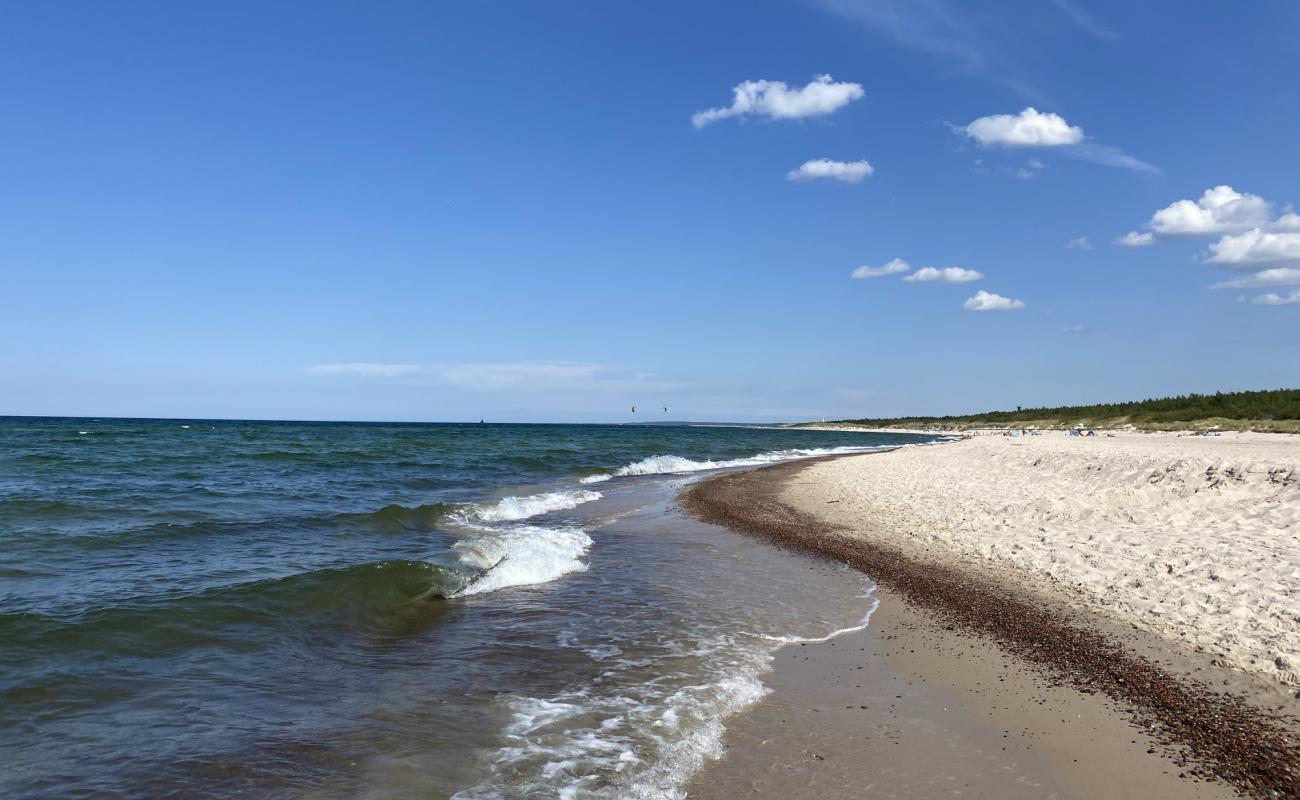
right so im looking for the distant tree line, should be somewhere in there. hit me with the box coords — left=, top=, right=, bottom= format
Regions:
left=838, top=389, right=1300, bottom=426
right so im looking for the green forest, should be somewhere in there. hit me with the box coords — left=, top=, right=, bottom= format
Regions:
left=833, top=389, right=1300, bottom=430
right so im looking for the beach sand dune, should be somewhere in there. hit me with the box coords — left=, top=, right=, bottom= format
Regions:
left=786, top=431, right=1300, bottom=686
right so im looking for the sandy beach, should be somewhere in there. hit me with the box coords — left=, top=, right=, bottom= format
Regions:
left=793, top=431, right=1300, bottom=686
left=682, top=432, right=1300, bottom=799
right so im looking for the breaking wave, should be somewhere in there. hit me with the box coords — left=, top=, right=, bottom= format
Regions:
left=580, top=445, right=892, bottom=483
left=452, top=525, right=593, bottom=597
left=459, top=490, right=602, bottom=523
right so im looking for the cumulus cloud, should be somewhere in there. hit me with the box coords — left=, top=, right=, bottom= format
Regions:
left=1209, top=267, right=1300, bottom=289
left=851, top=258, right=909, bottom=278
left=1120, top=188, right=1300, bottom=304
left=1274, top=211, right=1300, bottom=231
left=1147, top=186, right=1272, bottom=238
left=1206, top=229, right=1300, bottom=267
left=1064, top=236, right=1092, bottom=250
left=787, top=158, right=874, bottom=183
left=960, top=107, right=1154, bottom=172
left=903, top=266, right=985, bottom=283
left=963, top=290, right=1025, bottom=311
left=307, top=363, right=421, bottom=378
left=962, top=107, right=1083, bottom=147
left=1118, top=186, right=1296, bottom=250
left=692, top=74, right=864, bottom=127
left=1251, top=290, right=1300, bottom=306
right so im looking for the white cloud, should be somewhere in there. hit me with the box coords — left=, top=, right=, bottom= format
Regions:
left=1146, top=186, right=1273, bottom=237
left=1115, top=230, right=1155, bottom=247
left=903, top=266, right=985, bottom=283
left=1206, top=229, right=1300, bottom=267
left=851, top=258, right=909, bottom=278
left=962, top=107, right=1083, bottom=147
left=787, top=158, right=874, bottom=183
left=1121, top=188, right=1300, bottom=267
left=1120, top=188, right=1300, bottom=251
left=1064, top=236, right=1092, bottom=251
left=307, top=363, right=421, bottom=378
left=692, top=74, right=864, bottom=128
left=1251, top=290, right=1300, bottom=306
left=1209, top=267, right=1300, bottom=289
left=960, top=107, right=1155, bottom=172
left=1062, top=324, right=1090, bottom=333
left=963, top=290, right=1025, bottom=311
left=1274, top=211, right=1300, bottom=231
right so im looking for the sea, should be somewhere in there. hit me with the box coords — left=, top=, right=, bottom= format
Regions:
left=0, top=417, right=943, bottom=799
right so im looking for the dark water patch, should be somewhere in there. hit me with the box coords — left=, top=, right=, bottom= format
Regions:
left=0, top=559, right=471, bottom=667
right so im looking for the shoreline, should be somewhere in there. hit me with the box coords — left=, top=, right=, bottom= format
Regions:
left=679, top=453, right=1300, bottom=799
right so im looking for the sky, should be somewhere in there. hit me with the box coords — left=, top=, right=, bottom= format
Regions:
left=2, top=0, right=1298, bottom=423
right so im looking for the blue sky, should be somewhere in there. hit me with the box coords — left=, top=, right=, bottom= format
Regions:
left=2, top=0, right=1298, bottom=422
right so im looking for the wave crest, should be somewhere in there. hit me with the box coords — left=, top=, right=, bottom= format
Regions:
left=581, top=445, right=893, bottom=482
left=460, top=490, right=602, bottom=523
left=453, top=525, right=593, bottom=597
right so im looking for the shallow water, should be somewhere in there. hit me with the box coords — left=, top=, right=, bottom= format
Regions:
left=0, top=418, right=939, bottom=798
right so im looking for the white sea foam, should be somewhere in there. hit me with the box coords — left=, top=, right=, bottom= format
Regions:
left=462, top=490, right=603, bottom=523
left=583, top=445, right=892, bottom=482
left=452, top=525, right=593, bottom=597
left=451, top=634, right=773, bottom=800
left=758, top=586, right=880, bottom=644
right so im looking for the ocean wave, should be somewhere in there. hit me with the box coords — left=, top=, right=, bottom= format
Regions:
left=363, top=502, right=457, bottom=531
left=459, top=490, right=602, bottom=523
left=342, top=488, right=601, bottom=533
left=3, top=523, right=599, bottom=661
left=452, top=525, right=593, bottom=597
left=581, top=445, right=892, bottom=483
left=0, top=559, right=474, bottom=659
left=451, top=634, right=771, bottom=800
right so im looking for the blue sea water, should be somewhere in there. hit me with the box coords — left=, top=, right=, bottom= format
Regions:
left=0, top=417, right=938, bottom=798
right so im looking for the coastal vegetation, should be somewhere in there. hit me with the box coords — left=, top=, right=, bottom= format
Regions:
left=822, top=388, right=1300, bottom=433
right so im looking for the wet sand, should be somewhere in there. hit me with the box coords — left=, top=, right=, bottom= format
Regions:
left=680, top=456, right=1299, bottom=799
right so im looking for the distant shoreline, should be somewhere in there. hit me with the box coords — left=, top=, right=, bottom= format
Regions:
left=786, top=419, right=1300, bottom=434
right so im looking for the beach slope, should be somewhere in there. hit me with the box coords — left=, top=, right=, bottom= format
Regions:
left=681, top=432, right=1299, bottom=798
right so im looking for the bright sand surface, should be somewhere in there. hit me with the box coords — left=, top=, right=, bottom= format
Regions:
left=782, top=431, right=1300, bottom=686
